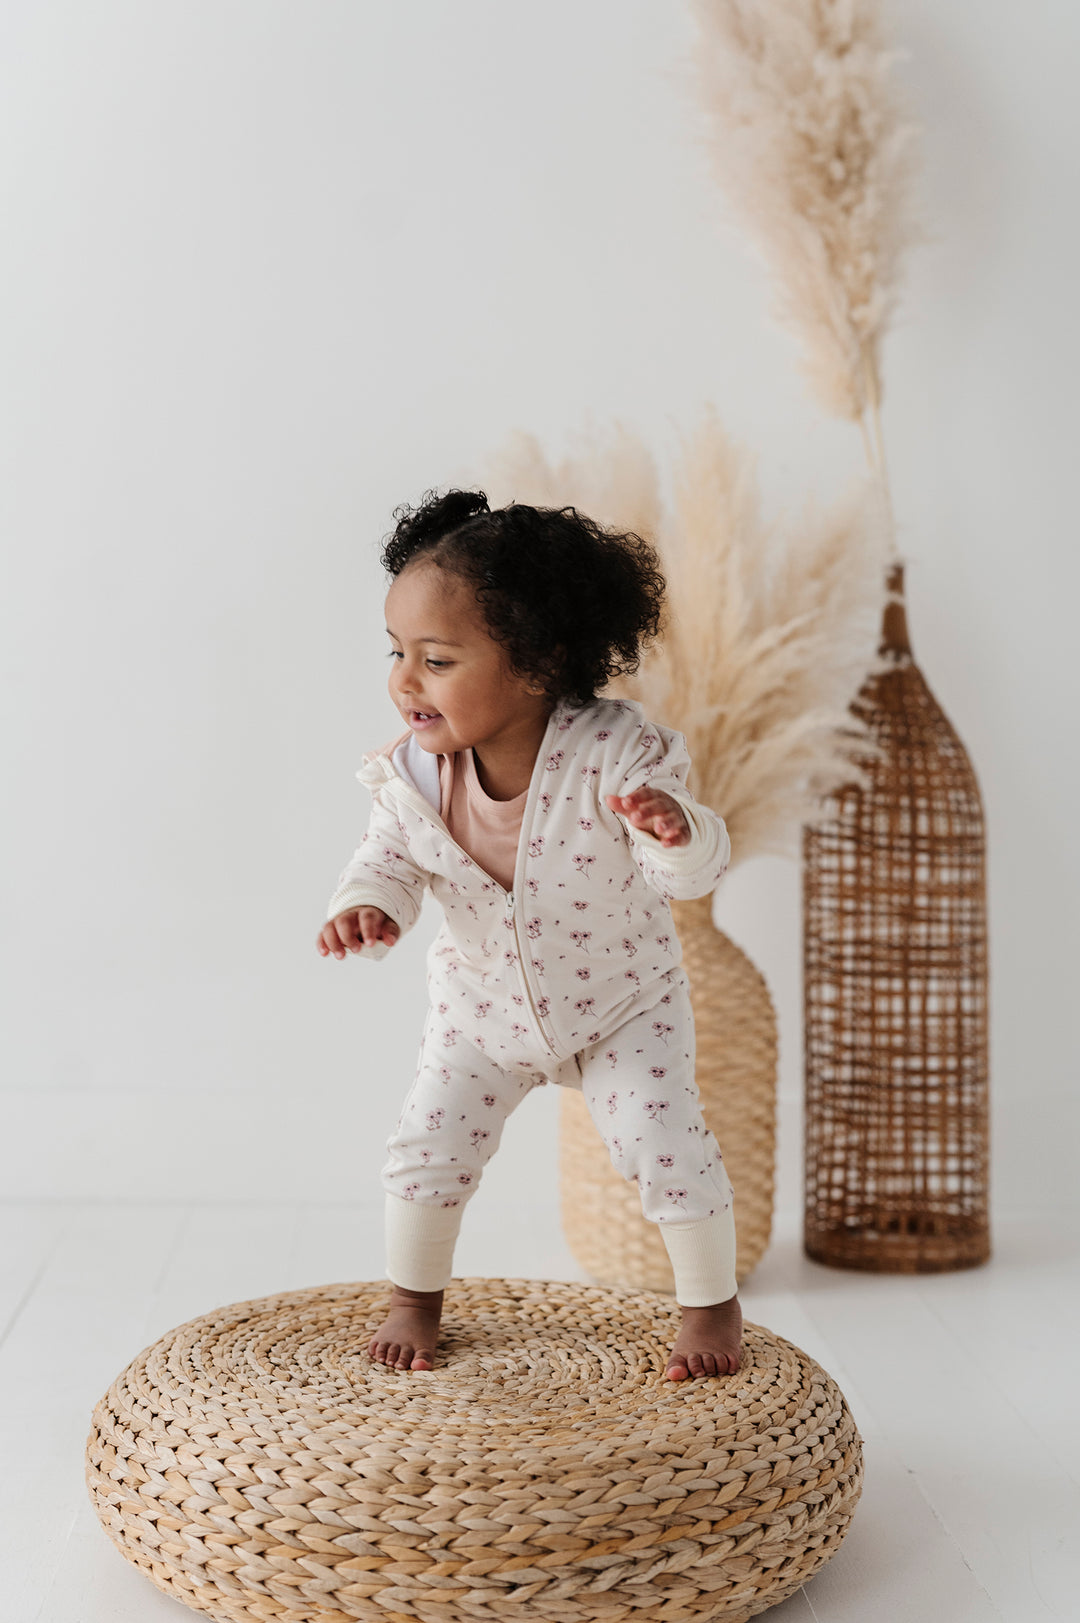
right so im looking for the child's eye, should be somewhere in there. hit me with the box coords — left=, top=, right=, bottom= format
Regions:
left=386, top=649, right=450, bottom=669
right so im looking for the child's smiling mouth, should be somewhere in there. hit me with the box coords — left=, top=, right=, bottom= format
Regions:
left=407, top=709, right=442, bottom=729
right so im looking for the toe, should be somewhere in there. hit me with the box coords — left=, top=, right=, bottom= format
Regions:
left=700, top=1353, right=718, bottom=1377
left=412, top=1350, right=434, bottom=1370
left=665, top=1356, right=690, bottom=1381
left=688, top=1353, right=706, bottom=1378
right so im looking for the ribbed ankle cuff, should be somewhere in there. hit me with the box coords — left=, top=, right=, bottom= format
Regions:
left=659, top=1206, right=738, bottom=1306
left=384, top=1193, right=463, bottom=1292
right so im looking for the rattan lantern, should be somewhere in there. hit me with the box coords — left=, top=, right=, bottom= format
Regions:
left=802, top=566, right=990, bottom=1271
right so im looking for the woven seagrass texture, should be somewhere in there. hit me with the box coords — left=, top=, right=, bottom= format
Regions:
left=803, top=570, right=990, bottom=1272
left=560, top=904, right=777, bottom=1291
left=86, top=1277, right=862, bottom=1623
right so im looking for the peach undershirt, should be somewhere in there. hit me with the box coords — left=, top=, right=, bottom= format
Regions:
left=438, top=750, right=526, bottom=893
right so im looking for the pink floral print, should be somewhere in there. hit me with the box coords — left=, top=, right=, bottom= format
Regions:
left=384, top=969, right=733, bottom=1230
left=366, top=699, right=733, bottom=1230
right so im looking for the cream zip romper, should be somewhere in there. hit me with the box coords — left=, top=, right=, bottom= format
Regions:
left=326, top=697, right=738, bottom=1306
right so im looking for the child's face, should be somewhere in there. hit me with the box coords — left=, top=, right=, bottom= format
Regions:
left=385, top=561, right=550, bottom=760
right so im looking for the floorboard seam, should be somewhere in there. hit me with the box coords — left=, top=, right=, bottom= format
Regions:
left=0, top=1216, right=72, bottom=1352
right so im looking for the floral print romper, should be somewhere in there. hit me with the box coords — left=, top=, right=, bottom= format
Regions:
left=325, top=697, right=735, bottom=1229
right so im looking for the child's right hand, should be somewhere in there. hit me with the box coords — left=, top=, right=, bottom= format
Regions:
left=316, top=907, right=400, bottom=959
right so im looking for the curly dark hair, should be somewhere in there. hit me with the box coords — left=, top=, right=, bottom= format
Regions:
left=380, top=488, right=666, bottom=706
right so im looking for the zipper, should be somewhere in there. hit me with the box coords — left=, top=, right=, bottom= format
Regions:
left=504, top=886, right=556, bottom=1058
left=379, top=719, right=564, bottom=1058
left=504, top=706, right=563, bottom=1056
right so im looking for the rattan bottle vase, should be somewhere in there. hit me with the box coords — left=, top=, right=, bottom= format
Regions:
left=802, top=566, right=990, bottom=1272
left=560, top=896, right=778, bottom=1291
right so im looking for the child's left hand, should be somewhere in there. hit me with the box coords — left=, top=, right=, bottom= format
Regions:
left=606, top=788, right=691, bottom=848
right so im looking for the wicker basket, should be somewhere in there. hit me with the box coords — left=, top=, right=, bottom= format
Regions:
left=560, top=898, right=777, bottom=1291
left=802, top=565, right=990, bottom=1272
left=87, top=1277, right=863, bottom=1623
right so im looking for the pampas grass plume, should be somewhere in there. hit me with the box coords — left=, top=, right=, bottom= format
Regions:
left=687, top=0, right=922, bottom=429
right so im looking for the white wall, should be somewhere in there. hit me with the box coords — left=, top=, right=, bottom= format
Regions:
left=3, top=0, right=1076, bottom=1218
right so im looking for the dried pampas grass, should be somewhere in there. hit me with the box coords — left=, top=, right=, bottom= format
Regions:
left=687, top=0, right=921, bottom=440
left=480, top=412, right=889, bottom=865
left=483, top=423, right=664, bottom=548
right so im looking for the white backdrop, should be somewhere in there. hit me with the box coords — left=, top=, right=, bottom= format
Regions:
left=3, top=0, right=1077, bottom=1221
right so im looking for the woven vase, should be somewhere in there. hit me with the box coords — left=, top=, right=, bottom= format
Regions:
left=802, top=564, right=990, bottom=1272
left=560, top=895, right=777, bottom=1291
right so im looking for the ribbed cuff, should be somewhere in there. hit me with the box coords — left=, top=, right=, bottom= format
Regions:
left=659, top=1207, right=738, bottom=1306
left=384, top=1193, right=464, bottom=1292
left=326, top=881, right=398, bottom=924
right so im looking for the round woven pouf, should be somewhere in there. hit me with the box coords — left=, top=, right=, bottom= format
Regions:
left=86, top=1278, right=863, bottom=1623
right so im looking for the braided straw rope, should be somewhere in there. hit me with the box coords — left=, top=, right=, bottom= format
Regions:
left=803, top=569, right=990, bottom=1271
left=86, top=1278, right=861, bottom=1623
left=560, top=906, right=777, bottom=1291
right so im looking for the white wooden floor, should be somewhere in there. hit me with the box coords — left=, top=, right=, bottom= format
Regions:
left=3, top=1196, right=1078, bottom=1623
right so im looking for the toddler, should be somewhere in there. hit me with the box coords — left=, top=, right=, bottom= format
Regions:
left=316, top=489, right=742, bottom=1380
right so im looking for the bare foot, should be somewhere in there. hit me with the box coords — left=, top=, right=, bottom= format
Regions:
left=368, top=1285, right=444, bottom=1371
left=665, top=1294, right=742, bottom=1380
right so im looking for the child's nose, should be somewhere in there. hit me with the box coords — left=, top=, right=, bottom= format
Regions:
left=390, top=658, right=420, bottom=698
